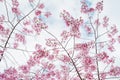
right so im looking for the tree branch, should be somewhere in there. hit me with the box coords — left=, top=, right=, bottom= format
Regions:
left=0, top=0, right=40, bottom=62
left=44, top=29, right=83, bottom=80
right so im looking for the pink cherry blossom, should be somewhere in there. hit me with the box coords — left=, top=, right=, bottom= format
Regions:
left=0, top=0, right=120, bottom=80
left=81, top=1, right=88, bottom=13
left=103, top=16, right=109, bottom=27
left=83, top=56, right=94, bottom=67
left=96, top=1, right=103, bottom=12
left=0, top=0, right=3, bottom=2
left=0, top=15, right=5, bottom=22
left=109, top=66, right=120, bottom=76
left=15, top=33, right=26, bottom=43
left=38, top=3, right=45, bottom=9
left=12, top=6, right=20, bottom=15
left=19, top=65, right=30, bottom=74
left=97, top=52, right=109, bottom=61
left=44, top=12, right=52, bottom=18
left=117, top=35, right=120, bottom=43
left=28, top=0, right=34, bottom=3
left=0, top=25, right=4, bottom=31
left=0, top=50, right=3, bottom=55
left=12, top=0, right=19, bottom=7
left=85, top=73, right=94, bottom=80
left=35, top=10, right=41, bottom=16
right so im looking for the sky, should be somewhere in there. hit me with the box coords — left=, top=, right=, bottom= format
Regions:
left=103, top=0, right=120, bottom=29
left=0, top=0, right=120, bottom=79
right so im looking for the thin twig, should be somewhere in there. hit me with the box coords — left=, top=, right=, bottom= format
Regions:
left=0, top=0, right=40, bottom=62
left=88, top=14, right=101, bottom=80
left=44, top=29, right=83, bottom=80
left=4, top=0, right=9, bottom=21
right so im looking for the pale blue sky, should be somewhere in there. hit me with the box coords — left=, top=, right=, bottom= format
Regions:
left=0, top=1, right=120, bottom=80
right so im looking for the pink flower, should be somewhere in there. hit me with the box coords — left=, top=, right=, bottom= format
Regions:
left=75, top=43, right=89, bottom=51
left=117, top=36, right=120, bottom=43
left=100, top=72, right=107, bottom=80
left=47, top=63, right=55, bottom=70
left=96, top=1, right=103, bottom=12
left=35, top=44, right=41, bottom=50
left=85, top=25, right=92, bottom=34
left=38, top=3, right=45, bottom=9
left=60, top=65, right=67, bottom=71
left=85, top=73, right=94, bottom=80
left=84, top=65, right=96, bottom=72
left=107, top=33, right=112, bottom=38
left=5, top=67, right=17, bottom=74
left=81, top=1, right=88, bottom=13
left=27, top=56, right=36, bottom=67
left=12, top=7, right=20, bottom=15
left=89, top=65, right=96, bottom=71
left=15, top=33, right=26, bottom=43
left=107, top=45, right=115, bottom=52
left=83, top=56, right=93, bottom=67
left=23, top=20, right=31, bottom=26
left=32, top=17, right=48, bottom=34
left=109, top=38, right=116, bottom=45
left=88, top=8, right=94, bottom=13
left=55, top=70, right=61, bottom=79
left=107, top=58, right=115, bottom=64
left=72, top=77, right=80, bottom=80
left=41, top=61, right=48, bottom=68
left=33, top=49, right=48, bottom=62
left=35, top=10, right=41, bottom=16
left=48, top=55, right=54, bottom=60
left=103, top=16, right=109, bottom=27
left=61, top=10, right=83, bottom=38
left=0, top=74, right=6, bottom=80
left=33, top=50, right=45, bottom=57
left=97, top=52, right=109, bottom=61
left=110, top=25, right=118, bottom=35
left=94, top=19, right=100, bottom=26
left=4, top=67, right=18, bottom=79
left=3, top=29, right=10, bottom=36
left=20, top=65, right=30, bottom=73
left=0, top=15, right=5, bottom=22
left=37, top=49, right=47, bottom=55
left=13, top=42, right=18, bottom=49
left=44, top=12, right=52, bottom=18
left=53, top=48, right=59, bottom=54
left=22, top=28, right=33, bottom=34
left=49, top=71, right=55, bottom=76
left=46, top=73, right=51, bottom=78
left=46, top=38, right=59, bottom=47
left=0, top=25, right=4, bottom=31
left=0, top=50, right=3, bottom=55
left=33, top=55, right=40, bottom=63
left=28, top=0, right=34, bottom=3
left=51, top=78, right=55, bottom=80
left=61, top=30, right=70, bottom=40
left=12, top=0, right=19, bottom=7
left=0, top=0, right=3, bottom=2
left=109, top=66, right=120, bottom=76
left=59, top=55, right=70, bottom=62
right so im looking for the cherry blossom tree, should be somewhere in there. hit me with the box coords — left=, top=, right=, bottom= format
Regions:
left=0, top=0, right=120, bottom=80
